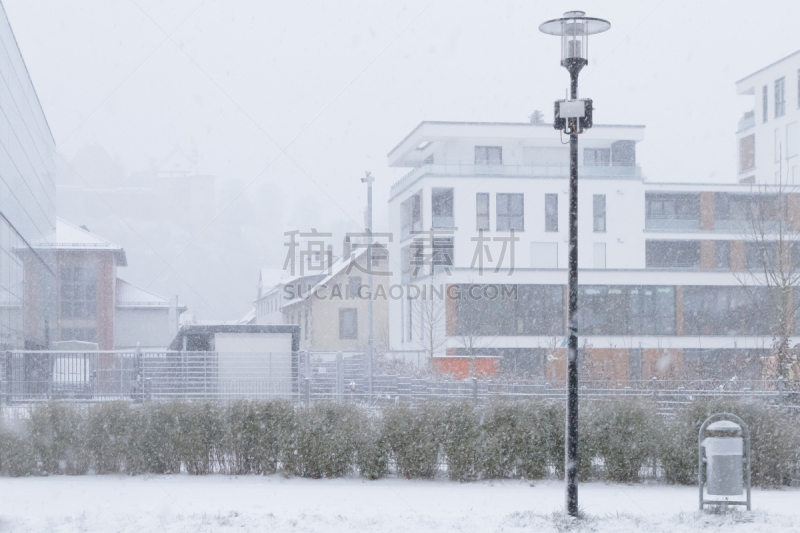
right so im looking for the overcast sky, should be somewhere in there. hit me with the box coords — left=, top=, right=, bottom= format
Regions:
left=4, top=0, right=800, bottom=317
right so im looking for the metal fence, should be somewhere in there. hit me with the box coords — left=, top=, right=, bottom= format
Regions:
left=1, top=350, right=797, bottom=409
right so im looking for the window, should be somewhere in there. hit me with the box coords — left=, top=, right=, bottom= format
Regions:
left=593, top=194, right=606, bottom=232
left=762, top=85, right=768, bottom=123
left=684, top=286, right=772, bottom=335
left=349, top=277, right=362, bottom=299
left=475, top=146, right=502, bottom=165
left=577, top=285, right=675, bottom=335
left=745, top=242, right=777, bottom=270
left=60, top=327, right=97, bottom=342
left=593, top=243, right=606, bottom=268
left=531, top=242, right=557, bottom=268
left=645, top=194, right=700, bottom=220
left=739, top=134, right=755, bottom=171
left=406, top=297, right=413, bottom=341
left=431, top=237, right=454, bottom=270
left=60, top=266, right=97, bottom=320
left=424, top=153, right=434, bottom=164
left=645, top=240, right=701, bottom=268
left=787, top=122, right=798, bottom=158
left=775, top=77, right=786, bottom=118
left=431, top=188, right=454, bottom=228
left=584, top=148, right=610, bottom=166
left=496, top=193, right=524, bottom=231
left=715, top=241, right=730, bottom=269
left=476, top=193, right=490, bottom=230
left=545, top=194, right=558, bottom=231
left=455, top=284, right=563, bottom=336
left=400, top=192, right=422, bottom=240
left=339, top=309, right=358, bottom=339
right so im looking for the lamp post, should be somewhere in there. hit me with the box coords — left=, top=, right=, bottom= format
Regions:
left=539, top=10, right=610, bottom=517
left=361, top=171, right=375, bottom=398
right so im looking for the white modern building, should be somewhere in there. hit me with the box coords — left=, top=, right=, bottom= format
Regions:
left=736, top=49, right=800, bottom=185
left=386, top=120, right=800, bottom=381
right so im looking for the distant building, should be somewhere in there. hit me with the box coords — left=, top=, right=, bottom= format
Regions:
left=253, top=268, right=285, bottom=324
left=255, top=239, right=390, bottom=353
left=21, top=219, right=185, bottom=350
left=386, top=118, right=800, bottom=381
left=736, top=50, right=800, bottom=185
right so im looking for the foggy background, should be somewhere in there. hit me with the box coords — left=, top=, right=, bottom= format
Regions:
left=4, top=0, right=799, bottom=320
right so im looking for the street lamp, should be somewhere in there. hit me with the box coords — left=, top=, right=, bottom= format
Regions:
left=361, top=171, right=375, bottom=398
left=539, top=10, right=610, bottom=518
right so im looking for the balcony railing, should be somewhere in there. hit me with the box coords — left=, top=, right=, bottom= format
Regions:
left=391, top=163, right=642, bottom=192
left=738, top=113, right=755, bottom=132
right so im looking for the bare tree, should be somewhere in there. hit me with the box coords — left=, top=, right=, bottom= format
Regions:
left=734, top=147, right=800, bottom=381
left=414, top=283, right=448, bottom=365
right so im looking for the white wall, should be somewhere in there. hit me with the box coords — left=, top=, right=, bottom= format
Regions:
left=213, top=332, right=293, bottom=383
left=115, top=308, right=171, bottom=349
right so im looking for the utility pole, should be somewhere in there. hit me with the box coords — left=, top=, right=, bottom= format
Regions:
left=540, top=11, right=610, bottom=517
left=361, top=171, right=375, bottom=398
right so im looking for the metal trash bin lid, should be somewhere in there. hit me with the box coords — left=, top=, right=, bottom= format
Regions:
left=707, top=420, right=741, bottom=431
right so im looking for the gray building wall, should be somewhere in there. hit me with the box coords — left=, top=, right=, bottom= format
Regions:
left=0, top=4, right=57, bottom=349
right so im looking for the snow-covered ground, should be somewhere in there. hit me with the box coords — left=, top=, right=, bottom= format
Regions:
left=0, top=475, right=797, bottom=532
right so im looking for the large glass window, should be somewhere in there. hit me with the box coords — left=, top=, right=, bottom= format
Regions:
left=762, top=85, right=768, bottom=123
left=739, top=134, right=755, bottom=171
left=475, top=146, right=502, bottom=165
left=545, top=193, right=558, bottom=232
left=60, top=266, right=97, bottom=320
left=431, top=188, right=454, bottom=228
left=400, top=192, right=421, bottom=240
left=578, top=285, right=675, bottom=335
left=584, top=148, right=610, bottom=166
left=775, top=77, right=786, bottom=118
left=645, top=240, right=700, bottom=268
left=476, top=193, right=490, bottom=230
left=684, top=286, right=773, bottom=335
left=496, top=193, right=524, bottom=231
left=645, top=193, right=700, bottom=230
left=593, top=194, right=606, bottom=232
left=339, top=308, right=358, bottom=339
left=455, top=284, right=563, bottom=336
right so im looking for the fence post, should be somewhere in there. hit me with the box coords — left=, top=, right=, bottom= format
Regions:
left=336, top=351, right=344, bottom=402
left=305, top=377, right=311, bottom=405
left=3, top=350, right=10, bottom=404
left=778, top=376, right=785, bottom=405
left=651, top=376, right=658, bottom=400
left=472, top=377, right=478, bottom=406
left=145, top=378, right=152, bottom=403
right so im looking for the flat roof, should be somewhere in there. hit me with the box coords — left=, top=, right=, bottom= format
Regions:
left=388, top=120, right=647, bottom=159
left=736, top=49, right=800, bottom=85
left=168, top=324, right=300, bottom=351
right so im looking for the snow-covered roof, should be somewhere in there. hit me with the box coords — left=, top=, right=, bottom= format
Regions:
left=31, top=218, right=127, bottom=266
left=282, top=245, right=382, bottom=308
left=116, top=278, right=187, bottom=311
left=236, top=308, right=256, bottom=325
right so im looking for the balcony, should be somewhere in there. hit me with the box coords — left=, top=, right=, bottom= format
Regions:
left=391, top=163, right=643, bottom=193
left=738, top=111, right=755, bottom=132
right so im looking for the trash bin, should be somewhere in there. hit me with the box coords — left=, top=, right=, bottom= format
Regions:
left=698, top=413, right=751, bottom=510
left=702, top=421, right=743, bottom=495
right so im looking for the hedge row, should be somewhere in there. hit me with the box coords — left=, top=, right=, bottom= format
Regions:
left=0, top=398, right=797, bottom=486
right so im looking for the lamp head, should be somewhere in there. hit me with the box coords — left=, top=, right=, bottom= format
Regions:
left=539, top=11, right=610, bottom=70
